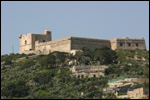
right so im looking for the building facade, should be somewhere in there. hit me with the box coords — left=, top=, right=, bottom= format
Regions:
left=127, top=87, right=149, bottom=99
left=70, top=65, right=109, bottom=78
left=19, top=30, right=147, bottom=55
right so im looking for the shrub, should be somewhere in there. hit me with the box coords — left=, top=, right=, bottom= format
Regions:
left=20, top=60, right=36, bottom=70
left=28, top=53, right=36, bottom=56
left=40, top=54, right=56, bottom=68
left=33, top=71, right=55, bottom=85
left=1, top=80, right=29, bottom=97
left=85, top=60, right=90, bottom=65
left=9, top=53, right=14, bottom=55
left=4, top=59, right=12, bottom=65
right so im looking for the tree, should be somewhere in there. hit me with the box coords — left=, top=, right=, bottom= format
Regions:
left=105, top=68, right=113, bottom=75
left=74, top=51, right=83, bottom=62
left=33, top=71, right=54, bottom=85
left=85, top=60, right=90, bottom=65
left=82, top=47, right=94, bottom=60
left=122, top=64, right=130, bottom=73
left=40, top=53, right=56, bottom=68
left=82, top=47, right=90, bottom=51
left=4, top=59, right=12, bottom=65
left=1, top=82, right=16, bottom=97
left=1, top=80, right=29, bottom=98
left=20, top=59, right=36, bottom=69
left=93, top=46, right=117, bottom=64
left=55, top=51, right=68, bottom=66
left=67, top=53, right=76, bottom=60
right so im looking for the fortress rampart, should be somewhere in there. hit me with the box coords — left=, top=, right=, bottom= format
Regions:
left=35, top=37, right=71, bottom=54
left=19, top=30, right=147, bottom=55
left=71, top=37, right=111, bottom=51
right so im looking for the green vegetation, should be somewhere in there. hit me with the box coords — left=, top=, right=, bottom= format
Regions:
left=81, top=46, right=117, bottom=64
left=1, top=47, right=149, bottom=99
left=1, top=80, right=29, bottom=98
left=118, top=92, right=127, bottom=96
left=4, top=59, right=12, bottom=65
left=1, top=53, right=35, bottom=62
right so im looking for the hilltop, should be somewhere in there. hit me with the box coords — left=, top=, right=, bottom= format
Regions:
left=1, top=47, right=149, bottom=99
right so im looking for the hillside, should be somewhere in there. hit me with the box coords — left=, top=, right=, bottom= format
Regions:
left=1, top=47, right=149, bottom=99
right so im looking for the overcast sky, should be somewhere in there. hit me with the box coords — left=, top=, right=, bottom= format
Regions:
left=1, top=1, right=149, bottom=55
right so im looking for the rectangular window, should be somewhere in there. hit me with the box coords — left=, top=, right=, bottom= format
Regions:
left=78, top=75, right=80, bottom=79
left=93, top=75, right=96, bottom=78
left=136, top=43, right=138, bottom=47
left=120, top=43, right=122, bottom=46
left=145, top=91, right=148, bottom=95
left=25, top=40, right=27, bottom=44
left=82, top=75, right=84, bottom=78
left=128, top=43, right=131, bottom=47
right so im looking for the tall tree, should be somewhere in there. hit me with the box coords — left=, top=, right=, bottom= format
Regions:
left=40, top=53, right=56, bottom=68
left=54, top=51, right=68, bottom=66
left=93, top=46, right=117, bottom=64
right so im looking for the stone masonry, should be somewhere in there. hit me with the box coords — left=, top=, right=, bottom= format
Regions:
left=19, top=30, right=147, bottom=55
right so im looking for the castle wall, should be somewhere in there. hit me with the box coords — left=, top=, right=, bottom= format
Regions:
left=127, top=87, right=149, bottom=99
left=131, top=78, right=149, bottom=83
left=20, top=50, right=40, bottom=55
left=71, top=37, right=111, bottom=51
left=19, top=30, right=147, bottom=55
left=35, top=37, right=71, bottom=54
left=110, top=38, right=146, bottom=50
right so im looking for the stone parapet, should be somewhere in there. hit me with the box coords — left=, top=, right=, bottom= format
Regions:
left=71, top=37, right=110, bottom=41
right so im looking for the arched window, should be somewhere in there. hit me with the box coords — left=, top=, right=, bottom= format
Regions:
left=43, top=40, right=45, bottom=42
left=25, top=40, right=27, bottom=44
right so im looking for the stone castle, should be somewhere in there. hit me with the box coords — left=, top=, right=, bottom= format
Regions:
left=19, top=30, right=146, bottom=55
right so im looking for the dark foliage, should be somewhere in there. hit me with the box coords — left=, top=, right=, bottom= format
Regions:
left=33, top=71, right=55, bottom=85
left=1, top=80, right=29, bottom=97
left=4, top=59, right=12, bottom=65
left=40, top=53, right=56, bottom=68
left=20, top=60, right=36, bottom=70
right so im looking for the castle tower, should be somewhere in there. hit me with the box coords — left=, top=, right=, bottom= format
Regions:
left=43, top=30, right=52, bottom=41
left=109, top=37, right=146, bottom=50
left=18, top=33, right=33, bottom=54
left=19, top=30, right=52, bottom=54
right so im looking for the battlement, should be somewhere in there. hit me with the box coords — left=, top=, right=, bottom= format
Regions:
left=71, top=37, right=109, bottom=41
left=110, top=37, right=145, bottom=40
left=117, top=38, right=145, bottom=41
